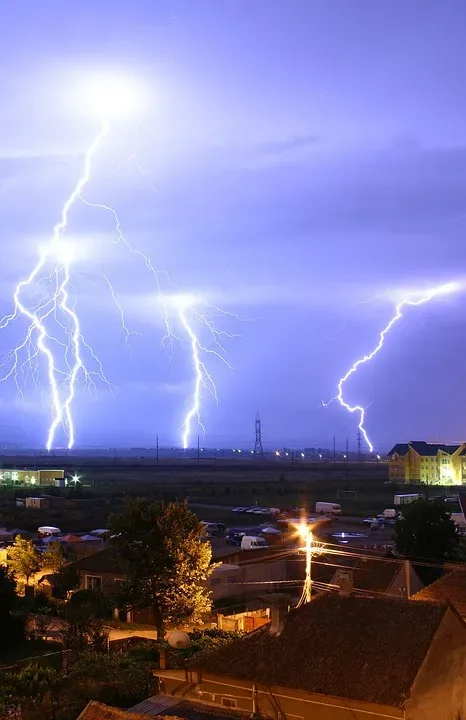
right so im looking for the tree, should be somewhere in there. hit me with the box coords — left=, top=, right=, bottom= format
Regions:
left=0, top=566, right=24, bottom=653
left=8, top=536, right=42, bottom=585
left=61, top=615, right=109, bottom=653
left=42, top=541, right=67, bottom=573
left=395, top=500, right=462, bottom=562
left=53, top=564, right=80, bottom=599
left=109, top=499, right=214, bottom=639
left=67, top=588, right=111, bottom=619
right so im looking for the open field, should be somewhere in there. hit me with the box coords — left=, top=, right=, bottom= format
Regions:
left=0, top=455, right=442, bottom=532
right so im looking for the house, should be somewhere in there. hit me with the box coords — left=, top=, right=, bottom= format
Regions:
left=411, top=567, right=466, bottom=619
left=154, top=593, right=466, bottom=720
left=387, top=441, right=466, bottom=484
left=328, top=555, right=424, bottom=598
left=68, top=547, right=152, bottom=623
left=209, top=549, right=288, bottom=603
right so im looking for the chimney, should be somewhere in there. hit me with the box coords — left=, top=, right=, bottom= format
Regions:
left=270, top=601, right=289, bottom=636
left=338, top=570, right=354, bottom=596
left=159, top=648, right=168, bottom=670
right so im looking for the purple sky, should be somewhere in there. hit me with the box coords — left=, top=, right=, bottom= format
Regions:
left=1, top=1, right=466, bottom=452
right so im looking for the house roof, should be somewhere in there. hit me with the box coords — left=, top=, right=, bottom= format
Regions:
left=387, top=443, right=410, bottom=456
left=131, top=696, right=250, bottom=720
left=76, top=700, right=184, bottom=720
left=331, top=557, right=404, bottom=594
left=68, top=547, right=125, bottom=575
left=192, top=593, right=451, bottom=708
left=388, top=441, right=464, bottom=457
left=411, top=568, right=466, bottom=618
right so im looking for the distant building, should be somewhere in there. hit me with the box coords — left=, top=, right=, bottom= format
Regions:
left=387, top=441, right=466, bottom=484
left=25, top=496, right=50, bottom=510
left=154, top=594, right=466, bottom=720
left=0, top=468, right=65, bottom=486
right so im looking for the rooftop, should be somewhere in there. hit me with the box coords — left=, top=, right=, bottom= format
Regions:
left=192, top=593, right=450, bottom=708
left=131, top=696, right=250, bottom=720
left=68, top=547, right=125, bottom=575
left=388, top=441, right=464, bottom=457
left=411, top=568, right=466, bottom=618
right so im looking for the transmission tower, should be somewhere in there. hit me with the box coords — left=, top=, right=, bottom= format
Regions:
left=254, top=411, right=264, bottom=455
left=357, top=428, right=362, bottom=461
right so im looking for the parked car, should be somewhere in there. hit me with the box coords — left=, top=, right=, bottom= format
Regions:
left=232, top=507, right=247, bottom=513
left=226, top=531, right=245, bottom=546
left=362, top=517, right=378, bottom=525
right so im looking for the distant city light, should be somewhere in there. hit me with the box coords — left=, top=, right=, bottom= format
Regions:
left=275, top=451, right=280, bottom=457
left=301, top=453, right=305, bottom=458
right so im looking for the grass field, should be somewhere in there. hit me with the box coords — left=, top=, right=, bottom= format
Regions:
left=0, top=455, right=436, bottom=532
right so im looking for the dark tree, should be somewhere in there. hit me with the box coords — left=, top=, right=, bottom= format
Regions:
left=109, top=499, right=214, bottom=639
left=395, top=500, right=462, bottom=562
left=0, top=566, right=24, bottom=654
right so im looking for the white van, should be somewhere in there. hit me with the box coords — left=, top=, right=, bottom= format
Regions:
left=315, top=502, right=342, bottom=515
left=381, top=509, right=397, bottom=519
left=241, top=535, right=268, bottom=550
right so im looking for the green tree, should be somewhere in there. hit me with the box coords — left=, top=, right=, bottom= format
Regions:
left=42, top=541, right=67, bottom=573
left=67, top=588, right=111, bottom=619
left=0, top=566, right=24, bottom=655
left=53, top=564, right=80, bottom=599
left=395, top=500, right=462, bottom=562
left=61, top=615, right=109, bottom=653
left=8, top=536, right=42, bottom=585
left=109, top=499, right=214, bottom=639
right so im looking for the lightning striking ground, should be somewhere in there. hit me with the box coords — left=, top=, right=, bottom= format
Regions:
left=0, top=120, right=111, bottom=449
left=323, top=282, right=461, bottom=452
left=1, top=78, right=240, bottom=450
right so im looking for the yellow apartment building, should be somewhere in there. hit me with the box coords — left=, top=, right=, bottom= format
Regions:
left=387, top=441, right=466, bottom=485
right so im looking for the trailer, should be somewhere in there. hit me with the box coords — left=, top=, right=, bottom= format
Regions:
left=394, top=494, right=419, bottom=506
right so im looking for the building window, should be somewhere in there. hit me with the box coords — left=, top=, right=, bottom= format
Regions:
left=86, top=575, right=102, bottom=592
left=210, top=578, right=221, bottom=586
left=221, top=698, right=237, bottom=709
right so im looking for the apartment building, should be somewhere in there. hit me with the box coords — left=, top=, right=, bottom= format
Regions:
left=387, top=441, right=466, bottom=485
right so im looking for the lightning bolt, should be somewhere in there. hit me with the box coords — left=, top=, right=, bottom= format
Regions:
left=167, top=295, right=242, bottom=450
left=322, top=281, right=461, bottom=452
left=2, top=77, right=242, bottom=450
left=0, top=120, right=111, bottom=450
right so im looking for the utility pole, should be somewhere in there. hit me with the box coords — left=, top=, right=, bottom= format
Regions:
left=333, top=436, right=336, bottom=463
left=305, top=529, right=312, bottom=603
left=357, top=428, right=362, bottom=462
left=254, top=411, right=264, bottom=455
left=156, top=435, right=159, bottom=463
left=197, top=434, right=200, bottom=463
left=345, top=437, right=349, bottom=464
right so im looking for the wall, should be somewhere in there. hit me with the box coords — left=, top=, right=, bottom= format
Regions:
left=406, top=607, right=466, bottom=720
left=159, top=673, right=404, bottom=720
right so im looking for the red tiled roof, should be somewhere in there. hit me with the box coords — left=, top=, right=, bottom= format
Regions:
left=411, top=568, right=466, bottom=617
left=192, top=593, right=452, bottom=708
